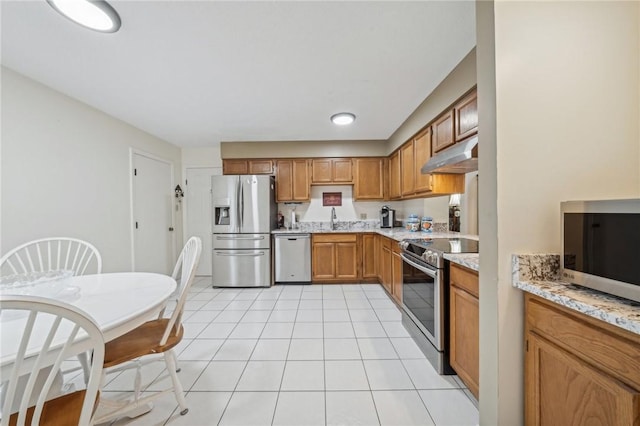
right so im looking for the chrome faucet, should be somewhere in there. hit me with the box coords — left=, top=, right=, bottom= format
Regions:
left=330, top=207, right=337, bottom=230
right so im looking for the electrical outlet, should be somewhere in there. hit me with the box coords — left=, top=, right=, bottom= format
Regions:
left=360, top=213, right=367, bottom=219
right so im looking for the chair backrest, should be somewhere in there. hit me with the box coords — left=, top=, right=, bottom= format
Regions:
left=0, top=295, right=105, bottom=426
left=161, top=236, right=202, bottom=345
left=0, top=238, right=102, bottom=277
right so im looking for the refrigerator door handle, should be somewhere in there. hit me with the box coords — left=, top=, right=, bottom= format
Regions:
left=215, top=251, right=266, bottom=257
left=240, top=179, right=245, bottom=230
left=215, top=235, right=265, bottom=241
left=235, top=176, right=241, bottom=233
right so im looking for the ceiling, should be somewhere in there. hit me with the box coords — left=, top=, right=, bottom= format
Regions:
left=1, top=1, right=476, bottom=148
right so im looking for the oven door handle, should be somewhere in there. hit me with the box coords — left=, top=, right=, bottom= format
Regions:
left=400, top=253, right=439, bottom=279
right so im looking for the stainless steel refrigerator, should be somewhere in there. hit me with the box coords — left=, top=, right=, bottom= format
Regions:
left=211, top=175, right=276, bottom=287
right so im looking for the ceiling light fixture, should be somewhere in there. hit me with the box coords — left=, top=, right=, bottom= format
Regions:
left=330, top=112, right=356, bottom=125
left=47, top=0, right=121, bottom=33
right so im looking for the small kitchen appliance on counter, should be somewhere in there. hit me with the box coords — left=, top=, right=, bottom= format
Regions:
left=398, top=237, right=479, bottom=374
left=380, top=206, right=396, bottom=228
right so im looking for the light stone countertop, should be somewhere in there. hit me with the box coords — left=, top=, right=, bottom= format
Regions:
left=272, top=227, right=477, bottom=242
left=272, top=223, right=479, bottom=243
left=444, top=254, right=479, bottom=272
left=512, top=254, right=640, bottom=335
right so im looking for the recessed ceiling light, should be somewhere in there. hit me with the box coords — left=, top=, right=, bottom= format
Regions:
left=47, top=0, right=121, bottom=33
left=331, top=112, right=356, bottom=125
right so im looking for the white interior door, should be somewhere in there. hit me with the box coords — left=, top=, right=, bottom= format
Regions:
left=185, top=167, right=221, bottom=276
left=132, top=153, right=174, bottom=274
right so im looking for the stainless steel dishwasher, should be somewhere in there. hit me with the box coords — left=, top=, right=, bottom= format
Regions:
left=274, top=234, right=311, bottom=283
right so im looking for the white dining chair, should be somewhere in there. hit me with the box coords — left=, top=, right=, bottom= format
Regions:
left=0, top=237, right=102, bottom=277
left=0, top=237, right=102, bottom=385
left=0, top=295, right=105, bottom=426
left=95, top=237, right=202, bottom=423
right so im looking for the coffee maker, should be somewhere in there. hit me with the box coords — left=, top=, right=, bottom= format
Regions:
left=380, top=206, right=395, bottom=228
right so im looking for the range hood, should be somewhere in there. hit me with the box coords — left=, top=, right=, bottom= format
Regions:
left=421, top=136, right=478, bottom=174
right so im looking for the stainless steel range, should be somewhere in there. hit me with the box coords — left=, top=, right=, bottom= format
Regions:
left=398, top=237, right=479, bottom=374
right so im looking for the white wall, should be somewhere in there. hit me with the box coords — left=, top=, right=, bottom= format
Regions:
left=1, top=67, right=183, bottom=272
left=478, top=1, right=640, bottom=424
left=182, top=146, right=222, bottom=168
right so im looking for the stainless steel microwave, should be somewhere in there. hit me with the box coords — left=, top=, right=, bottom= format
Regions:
left=561, top=199, right=640, bottom=303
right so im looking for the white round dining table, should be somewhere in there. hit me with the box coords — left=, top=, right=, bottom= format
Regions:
left=0, top=272, right=176, bottom=369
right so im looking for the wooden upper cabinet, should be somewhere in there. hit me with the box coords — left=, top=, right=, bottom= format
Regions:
left=432, top=110, right=455, bottom=154
left=311, top=158, right=353, bottom=184
left=333, top=158, right=353, bottom=183
left=400, top=142, right=415, bottom=196
left=275, top=159, right=309, bottom=202
left=311, top=159, right=332, bottom=183
left=388, top=151, right=401, bottom=200
left=413, top=128, right=433, bottom=193
left=223, top=159, right=249, bottom=175
left=454, top=89, right=478, bottom=142
left=354, top=158, right=385, bottom=200
left=275, top=160, right=293, bottom=202
left=291, top=160, right=310, bottom=201
left=223, top=159, right=273, bottom=175
left=249, top=160, right=274, bottom=175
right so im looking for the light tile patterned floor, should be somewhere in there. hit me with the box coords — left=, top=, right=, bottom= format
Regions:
left=99, top=278, right=478, bottom=426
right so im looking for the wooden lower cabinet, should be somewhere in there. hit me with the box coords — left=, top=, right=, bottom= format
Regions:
left=311, top=234, right=359, bottom=283
left=391, top=245, right=403, bottom=305
left=361, top=233, right=378, bottom=281
left=380, top=237, right=392, bottom=294
left=525, top=294, right=640, bottom=425
left=449, top=263, right=479, bottom=400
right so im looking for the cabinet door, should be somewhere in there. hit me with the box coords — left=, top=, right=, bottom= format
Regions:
left=361, top=234, right=377, bottom=279
left=389, top=151, right=401, bottom=200
left=249, top=160, right=273, bottom=174
left=391, top=249, right=403, bottom=305
left=275, top=160, right=293, bottom=202
left=312, top=242, right=336, bottom=280
left=311, top=159, right=333, bottom=183
left=432, top=110, right=455, bottom=153
left=400, top=142, right=415, bottom=196
left=526, top=332, right=640, bottom=426
left=450, top=284, right=479, bottom=399
left=292, top=159, right=310, bottom=201
left=455, top=89, right=478, bottom=142
left=335, top=242, right=358, bottom=280
left=354, top=158, right=384, bottom=200
left=223, top=159, right=248, bottom=175
left=381, top=240, right=392, bottom=295
left=375, top=235, right=384, bottom=282
left=413, top=128, right=433, bottom=193
left=332, top=159, right=353, bottom=183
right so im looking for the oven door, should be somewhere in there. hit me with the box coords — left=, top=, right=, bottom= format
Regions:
left=401, top=253, right=444, bottom=351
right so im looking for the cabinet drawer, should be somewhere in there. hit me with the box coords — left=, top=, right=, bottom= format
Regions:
left=450, top=263, right=479, bottom=298
left=526, top=295, right=640, bottom=389
left=313, top=233, right=357, bottom=243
